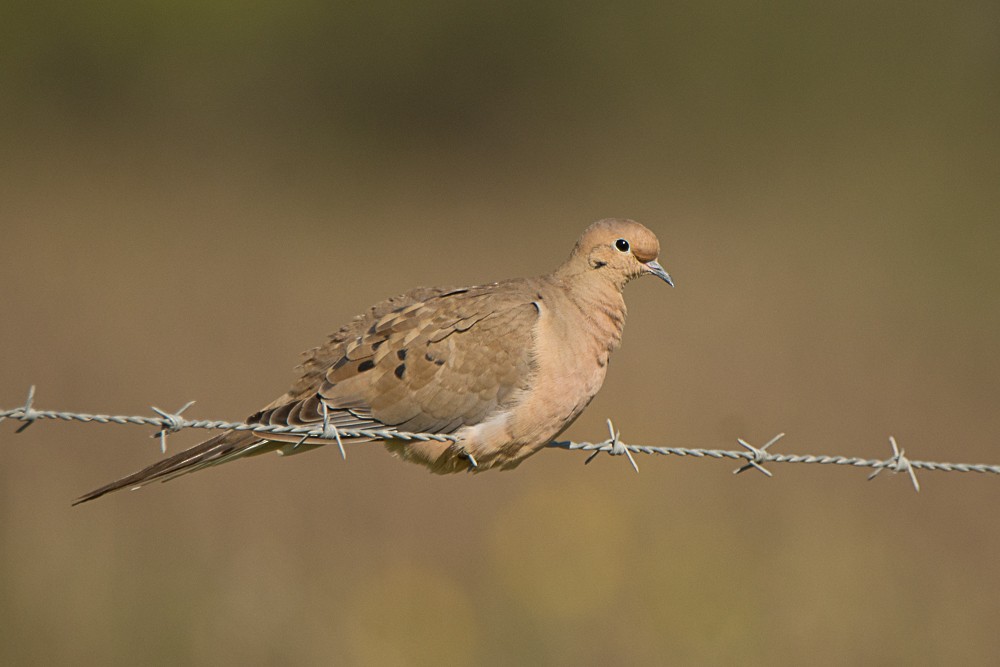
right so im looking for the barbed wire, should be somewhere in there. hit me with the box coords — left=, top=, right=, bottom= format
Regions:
left=4, top=386, right=1000, bottom=492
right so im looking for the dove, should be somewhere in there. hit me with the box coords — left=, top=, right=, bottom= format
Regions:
left=74, top=218, right=672, bottom=503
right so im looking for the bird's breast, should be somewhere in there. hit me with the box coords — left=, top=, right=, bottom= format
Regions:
left=507, top=290, right=625, bottom=443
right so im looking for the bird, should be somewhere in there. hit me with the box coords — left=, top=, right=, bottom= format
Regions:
left=74, top=218, right=672, bottom=504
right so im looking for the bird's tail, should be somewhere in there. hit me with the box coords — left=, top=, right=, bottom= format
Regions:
left=73, top=430, right=277, bottom=505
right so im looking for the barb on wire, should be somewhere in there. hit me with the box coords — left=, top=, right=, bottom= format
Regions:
left=733, top=433, right=783, bottom=477
left=320, top=402, right=346, bottom=460
left=867, top=436, right=920, bottom=492
left=10, top=385, right=39, bottom=434
left=584, top=419, right=639, bottom=473
left=3, top=387, right=1000, bottom=491
left=150, top=400, right=195, bottom=453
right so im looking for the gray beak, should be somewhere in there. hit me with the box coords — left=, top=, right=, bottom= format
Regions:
left=644, top=260, right=674, bottom=287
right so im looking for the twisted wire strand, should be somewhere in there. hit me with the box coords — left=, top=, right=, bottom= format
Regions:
left=4, top=388, right=999, bottom=489
left=0, top=405, right=458, bottom=443
left=549, top=440, right=1000, bottom=475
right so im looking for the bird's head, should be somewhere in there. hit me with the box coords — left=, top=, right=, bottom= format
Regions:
left=567, top=218, right=673, bottom=288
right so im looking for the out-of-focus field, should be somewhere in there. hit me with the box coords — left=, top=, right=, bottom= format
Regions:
left=1, top=2, right=998, bottom=665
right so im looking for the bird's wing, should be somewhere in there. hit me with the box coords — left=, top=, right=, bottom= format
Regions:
left=251, top=282, right=540, bottom=438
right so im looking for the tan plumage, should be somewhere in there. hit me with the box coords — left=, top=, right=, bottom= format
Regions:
left=74, top=218, right=672, bottom=504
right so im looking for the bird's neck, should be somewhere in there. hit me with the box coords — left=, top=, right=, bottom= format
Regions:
left=549, top=266, right=628, bottom=351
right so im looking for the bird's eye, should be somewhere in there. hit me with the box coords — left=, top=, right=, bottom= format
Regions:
left=615, top=238, right=630, bottom=252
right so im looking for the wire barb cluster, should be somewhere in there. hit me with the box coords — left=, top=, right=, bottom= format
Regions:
left=0, top=386, right=459, bottom=446
left=4, top=386, right=1000, bottom=491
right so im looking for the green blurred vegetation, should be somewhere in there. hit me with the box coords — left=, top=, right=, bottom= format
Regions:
left=1, top=2, right=998, bottom=665
left=4, top=1, right=997, bottom=159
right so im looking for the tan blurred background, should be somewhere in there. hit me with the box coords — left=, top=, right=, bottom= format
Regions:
left=2, top=2, right=999, bottom=665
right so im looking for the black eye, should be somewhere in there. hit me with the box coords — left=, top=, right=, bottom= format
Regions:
left=615, top=238, right=630, bottom=252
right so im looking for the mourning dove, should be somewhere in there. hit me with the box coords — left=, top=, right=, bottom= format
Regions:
left=74, top=218, right=672, bottom=504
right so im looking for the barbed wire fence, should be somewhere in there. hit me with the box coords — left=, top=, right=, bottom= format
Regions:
left=4, top=386, right=1000, bottom=493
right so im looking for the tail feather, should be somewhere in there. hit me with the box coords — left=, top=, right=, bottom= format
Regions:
left=73, top=430, right=271, bottom=505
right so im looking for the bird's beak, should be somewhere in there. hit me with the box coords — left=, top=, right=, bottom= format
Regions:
left=644, top=260, right=674, bottom=287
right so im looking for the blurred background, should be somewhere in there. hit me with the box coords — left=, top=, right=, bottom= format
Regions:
left=1, top=1, right=999, bottom=664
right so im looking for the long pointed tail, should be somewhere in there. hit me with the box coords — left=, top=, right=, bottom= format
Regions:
left=73, top=430, right=273, bottom=505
